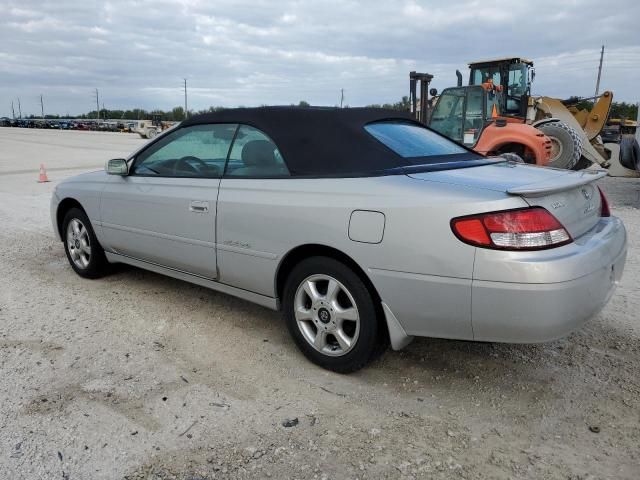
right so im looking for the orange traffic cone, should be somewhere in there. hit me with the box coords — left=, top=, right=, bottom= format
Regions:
left=38, top=163, right=50, bottom=183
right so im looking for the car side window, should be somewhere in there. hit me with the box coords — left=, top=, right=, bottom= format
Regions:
left=132, top=124, right=238, bottom=178
left=225, top=125, right=289, bottom=177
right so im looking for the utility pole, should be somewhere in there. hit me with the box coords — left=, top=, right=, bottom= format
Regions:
left=184, top=78, right=188, bottom=119
left=40, top=94, right=44, bottom=119
left=102, top=103, right=106, bottom=121
left=17, top=98, right=21, bottom=118
left=95, top=89, right=100, bottom=121
left=11, top=101, right=15, bottom=120
left=340, top=88, right=344, bottom=108
left=594, top=44, right=604, bottom=99
left=636, top=102, right=640, bottom=144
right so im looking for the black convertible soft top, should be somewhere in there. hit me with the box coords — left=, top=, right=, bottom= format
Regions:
left=181, top=106, right=479, bottom=176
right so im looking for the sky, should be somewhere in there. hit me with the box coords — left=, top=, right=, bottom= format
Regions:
left=1, top=0, right=639, bottom=117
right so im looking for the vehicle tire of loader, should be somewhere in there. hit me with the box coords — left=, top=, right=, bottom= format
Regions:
left=536, top=122, right=582, bottom=169
left=619, top=136, right=640, bottom=171
left=283, top=256, right=387, bottom=373
left=147, top=128, right=157, bottom=139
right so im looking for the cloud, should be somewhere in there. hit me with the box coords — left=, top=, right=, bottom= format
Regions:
left=0, top=0, right=638, bottom=117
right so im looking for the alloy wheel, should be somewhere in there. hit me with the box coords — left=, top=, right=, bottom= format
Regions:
left=66, top=218, right=92, bottom=269
left=294, top=274, right=360, bottom=357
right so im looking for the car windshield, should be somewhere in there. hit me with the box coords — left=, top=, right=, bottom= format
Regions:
left=365, top=120, right=470, bottom=163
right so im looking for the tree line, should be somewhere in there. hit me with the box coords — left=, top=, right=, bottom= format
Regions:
left=565, top=98, right=638, bottom=120
left=20, top=97, right=636, bottom=122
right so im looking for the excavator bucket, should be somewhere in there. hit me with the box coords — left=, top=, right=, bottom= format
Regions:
left=568, top=91, right=613, bottom=141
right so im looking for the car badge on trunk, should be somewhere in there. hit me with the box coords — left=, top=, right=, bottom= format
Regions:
left=581, top=188, right=592, bottom=200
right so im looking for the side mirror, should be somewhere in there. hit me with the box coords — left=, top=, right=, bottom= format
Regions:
left=106, top=158, right=128, bottom=175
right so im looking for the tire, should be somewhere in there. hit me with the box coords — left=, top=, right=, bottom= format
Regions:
left=147, top=128, right=157, bottom=139
left=62, top=207, right=109, bottom=279
left=536, top=122, right=583, bottom=169
left=282, top=256, right=386, bottom=373
left=619, top=136, right=640, bottom=171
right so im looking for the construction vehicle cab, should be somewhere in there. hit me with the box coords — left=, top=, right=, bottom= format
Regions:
left=468, top=57, right=534, bottom=118
left=430, top=85, right=500, bottom=146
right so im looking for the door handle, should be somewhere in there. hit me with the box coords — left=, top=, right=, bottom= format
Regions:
left=189, top=201, right=209, bottom=213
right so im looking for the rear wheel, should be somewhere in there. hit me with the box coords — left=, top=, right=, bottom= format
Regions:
left=283, top=257, right=386, bottom=373
left=536, top=122, right=582, bottom=169
left=62, top=208, right=109, bottom=278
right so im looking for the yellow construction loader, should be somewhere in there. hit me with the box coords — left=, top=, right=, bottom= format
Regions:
left=466, top=57, right=639, bottom=177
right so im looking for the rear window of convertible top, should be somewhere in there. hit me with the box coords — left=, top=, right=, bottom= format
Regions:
left=365, top=120, right=474, bottom=164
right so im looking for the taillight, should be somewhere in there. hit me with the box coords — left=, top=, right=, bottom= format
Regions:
left=598, top=186, right=610, bottom=217
left=451, top=207, right=572, bottom=250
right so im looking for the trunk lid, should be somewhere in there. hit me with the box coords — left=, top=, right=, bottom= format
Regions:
left=408, top=162, right=605, bottom=239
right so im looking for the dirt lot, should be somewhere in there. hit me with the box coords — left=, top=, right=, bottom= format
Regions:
left=0, top=128, right=638, bottom=479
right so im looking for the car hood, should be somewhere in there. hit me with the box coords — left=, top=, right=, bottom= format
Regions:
left=58, top=169, right=106, bottom=185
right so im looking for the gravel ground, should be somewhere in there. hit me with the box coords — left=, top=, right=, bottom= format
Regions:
left=0, top=129, right=638, bottom=479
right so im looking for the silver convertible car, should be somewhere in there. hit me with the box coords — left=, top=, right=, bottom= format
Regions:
left=51, top=107, right=627, bottom=372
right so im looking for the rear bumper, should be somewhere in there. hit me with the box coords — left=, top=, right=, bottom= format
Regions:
left=471, top=216, right=627, bottom=342
left=374, top=216, right=627, bottom=347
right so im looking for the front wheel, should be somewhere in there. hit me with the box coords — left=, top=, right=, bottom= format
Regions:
left=62, top=208, right=109, bottom=278
left=283, top=257, right=386, bottom=373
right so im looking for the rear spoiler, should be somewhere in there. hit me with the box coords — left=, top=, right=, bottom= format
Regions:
left=507, top=170, right=607, bottom=197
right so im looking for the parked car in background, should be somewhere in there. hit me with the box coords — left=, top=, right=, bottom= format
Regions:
left=51, top=107, right=627, bottom=372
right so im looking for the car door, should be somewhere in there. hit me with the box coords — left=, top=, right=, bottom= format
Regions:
left=216, top=124, right=291, bottom=295
left=100, top=123, right=237, bottom=279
